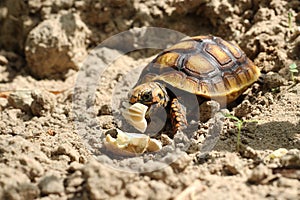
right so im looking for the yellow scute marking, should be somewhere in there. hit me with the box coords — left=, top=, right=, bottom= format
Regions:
left=221, top=40, right=242, bottom=58
left=190, top=36, right=211, bottom=40
left=237, top=71, right=248, bottom=84
left=213, top=78, right=226, bottom=94
left=157, top=71, right=185, bottom=89
left=206, top=43, right=231, bottom=65
left=166, top=41, right=196, bottom=51
left=181, top=76, right=199, bottom=94
left=156, top=52, right=179, bottom=67
left=196, top=82, right=210, bottom=97
left=224, top=75, right=238, bottom=89
left=186, top=54, right=215, bottom=75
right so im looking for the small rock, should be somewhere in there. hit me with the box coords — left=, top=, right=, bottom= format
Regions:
left=53, top=143, right=80, bottom=162
left=8, top=91, right=33, bottom=113
left=174, top=180, right=206, bottom=200
left=263, top=72, right=287, bottom=89
left=233, top=100, right=252, bottom=118
left=0, top=98, right=7, bottom=109
left=173, top=131, right=190, bottom=151
left=223, top=154, right=244, bottom=175
left=74, top=1, right=85, bottom=9
left=82, top=160, right=127, bottom=199
left=239, top=145, right=258, bottom=159
left=169, top=153, right=192, bottom=173
left=268, top=148, right=288, bottom=159
left=31, top=89, right=56, bottom=116
left=199, top=100, right=220, bottom=122
left=25, top=12, right=91, bottom=78
left=160, top=134, right=173, bottom=146
left=247, top=164, right=272, bottom=184
left=67, top=176, right=84, bottom=188
left=280, top=149, right=300, bottom=168
left=98, top=104, right=112, bottom=115
left=65, top=170, right=84, bottom=188
left=38, top=175, right=64, bottom=195
left=67, top=162, right=83, bottom=173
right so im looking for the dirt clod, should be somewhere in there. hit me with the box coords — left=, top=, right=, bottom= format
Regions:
left=8, top=91, right=33, bottom=113
left=98, top=104, right=112, bottom=115
left=247, top=164, right=272, bottom=185
left=199, top=100, right=220, bottom=122
left=280, top=149, right=300, bottom=168
left=31, top=89, right=56, bottom=116
left=25, top=12, right=91, bottom=79
left=233, top=100, right=253, bottom=118
left=38, top=175, right=64, bottom=195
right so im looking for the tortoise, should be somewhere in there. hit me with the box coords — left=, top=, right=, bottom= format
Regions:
left=123, top=35, right=260, bottom=135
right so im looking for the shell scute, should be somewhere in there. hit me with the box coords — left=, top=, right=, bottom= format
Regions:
left=185, top=54, right=217, bottom=76
left=205, top=43, right=231, bottom=66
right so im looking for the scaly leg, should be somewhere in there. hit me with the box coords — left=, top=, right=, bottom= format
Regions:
left=170, top=98, right=188, bottom=135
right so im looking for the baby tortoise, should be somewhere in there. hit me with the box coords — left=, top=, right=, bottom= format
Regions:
left=124, top=35, right=260, bottom=136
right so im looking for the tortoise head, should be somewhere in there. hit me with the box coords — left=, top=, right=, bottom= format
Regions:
left=122, top=82, right=169, bottom=133
left=129, top=82, right=169, bottom=108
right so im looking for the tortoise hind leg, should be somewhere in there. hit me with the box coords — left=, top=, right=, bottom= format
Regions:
left=170, top=98, right=188, bottom=135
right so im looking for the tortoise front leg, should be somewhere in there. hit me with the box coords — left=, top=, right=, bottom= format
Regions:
left=170, top=98, right=188, bottom=135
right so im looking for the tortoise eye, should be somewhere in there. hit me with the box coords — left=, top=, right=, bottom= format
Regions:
left=141, top=91, right=152, bottom=102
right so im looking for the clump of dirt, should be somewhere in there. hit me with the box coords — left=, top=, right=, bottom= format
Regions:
left=0, top=0, right=300, bottom=199
left=25, top=12, right=91, bottom=79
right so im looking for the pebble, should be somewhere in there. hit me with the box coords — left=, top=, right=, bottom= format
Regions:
left=247, top=164, right=271, bottom=184
left=239, top=145, right=258, bottom=159
left=233, top=100, right=252, bottom=118
left=25, top=13, right=91, bottom=78
left=67, top=161, right=83, bottom=173
left=169, top=153, right=192, bottom=173
left=280, top=149, right=300, bottom=168
left=8, top=91, right=33, bottom=113
left=31, top=89, right=56, bottom=116
left=98, top=104, right=112, bottom=115
left=199, top=100, right=220, bottom=122
left=38, top=175, right=64, bottom=195
left=223, top=154, right=244, bottom=175
left=54, top=143, right=80, bottom=162
left=267, top=148, right=288, bottom=159
left=263, top=72, right=287, bottom=89
left=160, top=134, right=173, bottom=146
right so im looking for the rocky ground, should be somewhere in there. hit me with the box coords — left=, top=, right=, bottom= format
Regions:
left=0, top=0, right=300, bottom=199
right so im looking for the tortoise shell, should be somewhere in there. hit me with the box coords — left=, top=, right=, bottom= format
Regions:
left=136, top=35, right=260, bottom=105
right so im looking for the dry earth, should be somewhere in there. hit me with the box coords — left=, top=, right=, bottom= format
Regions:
left=0, top=0, right=300, bottom=199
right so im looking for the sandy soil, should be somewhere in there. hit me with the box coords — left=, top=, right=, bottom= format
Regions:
left=0, top=0, right=300, bottom=199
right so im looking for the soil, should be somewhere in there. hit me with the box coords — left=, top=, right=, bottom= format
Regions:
left=0, top=0, right=300, bottom=199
